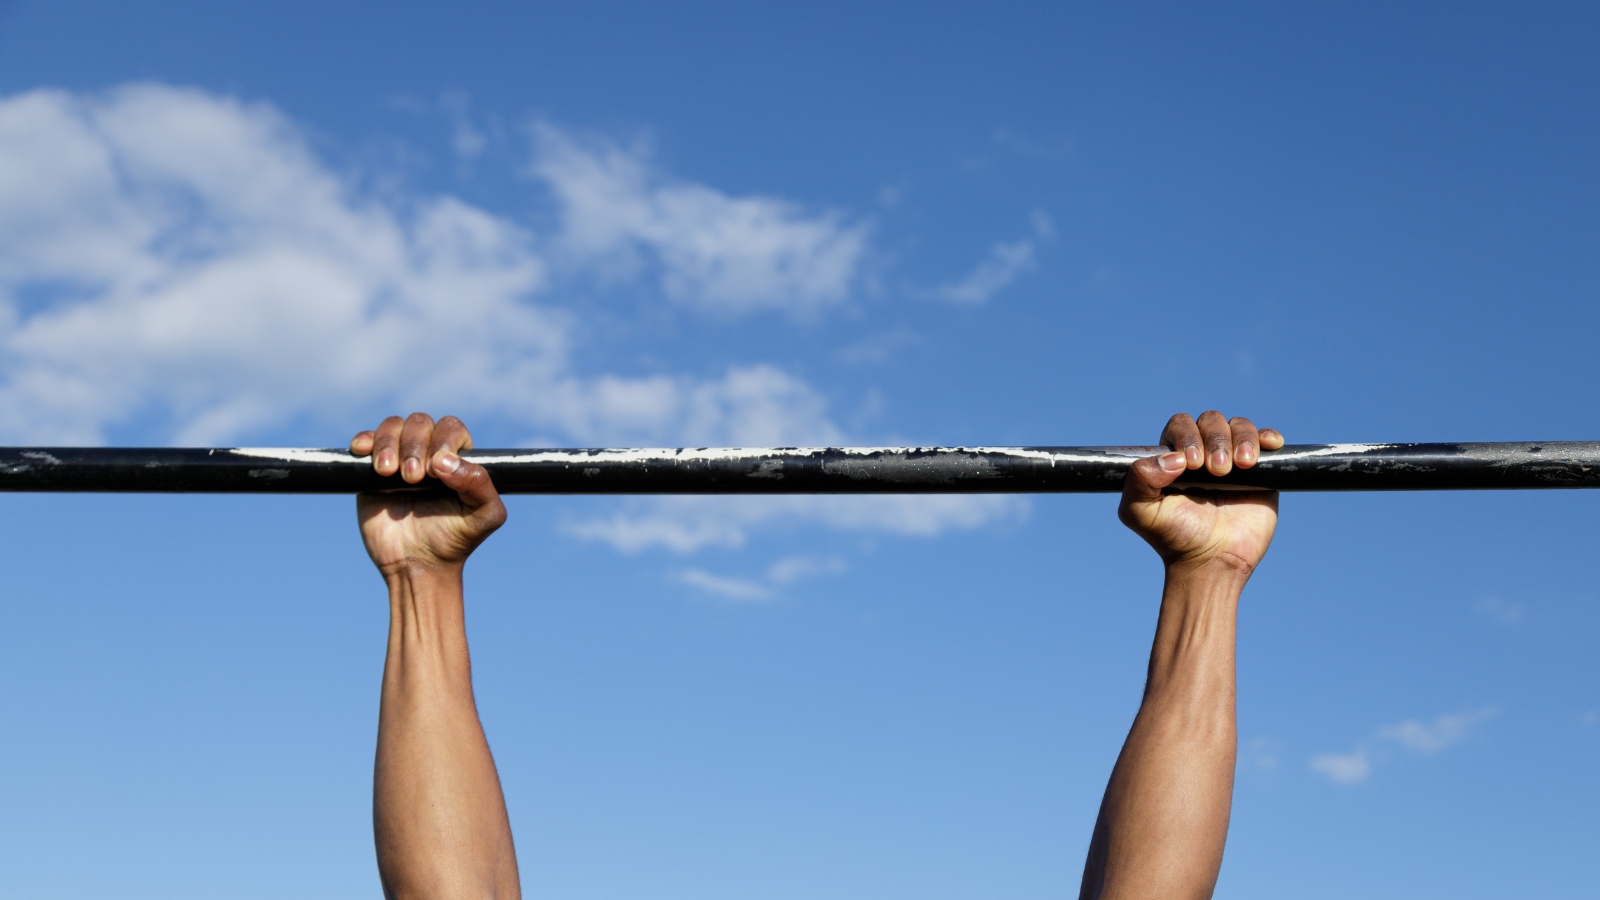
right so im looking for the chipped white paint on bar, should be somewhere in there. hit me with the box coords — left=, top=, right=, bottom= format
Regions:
left=231, top=448, right=370, bottom=465
left=229, top=443, right=1399, bottom=468
left=230, top=445, right=1141, bottom=468
left=1266, top=443, right=1395, bottom=460
left=475, top=446, right=1159, bottom=465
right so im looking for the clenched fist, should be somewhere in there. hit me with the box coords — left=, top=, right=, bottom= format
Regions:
left=1118, top=411, right=1283, bottom=574
left=350, top=413, right=507, bottom=576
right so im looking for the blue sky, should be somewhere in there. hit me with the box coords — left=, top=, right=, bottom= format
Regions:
left=0, top=2, right=1597, bottom=897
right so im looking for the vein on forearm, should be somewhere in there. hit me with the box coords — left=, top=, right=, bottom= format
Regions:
left=384, top=566, right=476, bottom=703
left=1144, top=565, right=1244, bottom=698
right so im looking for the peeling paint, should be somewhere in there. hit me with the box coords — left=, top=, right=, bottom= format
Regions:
left=472, top=445, right=1162, bottom=466
left=231, top=448, right=366, bottom=465
left=4, top=442, right=1599, bottom=494
left=1266, top=443, right=1395, bottom=460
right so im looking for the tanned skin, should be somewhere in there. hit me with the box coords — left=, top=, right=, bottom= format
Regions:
left=345, top=408, right=1277, bottom=900
left=1079, top=410, right=1284, bottom=900
left=352, top=413, right=519, bottom=900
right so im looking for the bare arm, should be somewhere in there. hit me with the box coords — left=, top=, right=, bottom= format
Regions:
left=1079, top=411, right=1283, bottom=900
left=353, top=414, right=519, bottom=900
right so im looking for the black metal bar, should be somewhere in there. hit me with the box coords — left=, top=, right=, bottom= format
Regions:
left=0, top=442, right=1597, bottom=494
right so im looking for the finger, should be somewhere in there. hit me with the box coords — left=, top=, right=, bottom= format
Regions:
left=432, top=454, right=507, bottom=531
left=1197, top=409, right=1234, bottom=476
left=1260, top=428, right=1285, bottom=451
left=1122, top=450, right=1189, bottom=504
left=370, top=416, right=405, bottom=477
left=398, top=412, right=435, bottom=484
left=426, top=416, right=475, bottom=475
left=1229, top=416, right=1261, bottom=469
left=350, top=430, right=376, bottom=456
left=1159, top=413, right=1204, bottom=470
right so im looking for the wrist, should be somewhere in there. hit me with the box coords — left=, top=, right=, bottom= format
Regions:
left=1162, top=555, right=1254, bottom=596
left=380, top=558, right=465, bottom=593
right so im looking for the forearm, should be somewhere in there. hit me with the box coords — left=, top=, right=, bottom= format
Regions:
left=374, top=565, right=519, bottom=900
left=1079, top=561, right=1247, bottom=900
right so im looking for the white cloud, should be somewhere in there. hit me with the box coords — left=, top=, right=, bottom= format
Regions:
left=1378, top=708, right=1498, bottom=755
left=531, top=122, right=868, bottom=316
left=937, top=241, right=1035, bottom=306
left=672, top=568, right=773, bottom=602
left=0, top=83, right=1024, bottom=557
left=1309, top=748, right=1371, bottom=784
left=670, top=554, right=848, bottom=603
left=1310, top=706, right=1498, bottom=785
left=768, top=555, right=847, bottom=584
left=934, top=211, right=1053, bottom=305
left=566, top=493, right=1027, bottom=554
left=0, top=85, right=851, bottom=447
left=0, top=85, right=556, bottom=443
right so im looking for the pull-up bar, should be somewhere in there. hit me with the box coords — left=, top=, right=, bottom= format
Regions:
left=1, top=442, right=1597, bottom=494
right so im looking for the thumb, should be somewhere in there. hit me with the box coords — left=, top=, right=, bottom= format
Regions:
left=1124, top=451, right=1188, bottom=504
left=430, top=450, right=508, bottom=530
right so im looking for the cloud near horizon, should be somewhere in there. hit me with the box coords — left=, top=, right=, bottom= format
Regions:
left=0, top=83, right=1022, bottom=551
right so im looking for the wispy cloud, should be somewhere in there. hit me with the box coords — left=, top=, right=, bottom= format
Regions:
left=834, top=328, right=921, bottom=366
left=441, top=92, right=489, bottom=165
left=1475, top=596, right=1525, bottom=624
left=567, top=493, right=1027, bottom=554
left=1244, top=736, right=1285, bottom=778
left=671, top=554, right=848, bottom=603
left=1310, top=707, right=1498, bottom=785
left=531, top=122, right=869, bottom=316
left=935, top=211, right=1053, bottom=305
left=1309, top=748, right=1371, bottom=785
left=672, top=568, right=773, bottom=602
left=1378, top=708, right=1499, bottom=755
left=767, top=554, right=847, bottom=584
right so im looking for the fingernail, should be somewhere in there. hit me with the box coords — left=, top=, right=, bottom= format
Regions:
left=1211, top=449, right=1229, bottom=470
left=434, top=451, right=460, bottom=475
left=1186, top=445, right=1202, bottom=466
left=403, top=457, right=420, bottom=480
left=1239, top=443, right=1255, bottom=463
left=377, top=449, right=395, bottom=470
left=1159, top=451, right=1186, bottom=472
